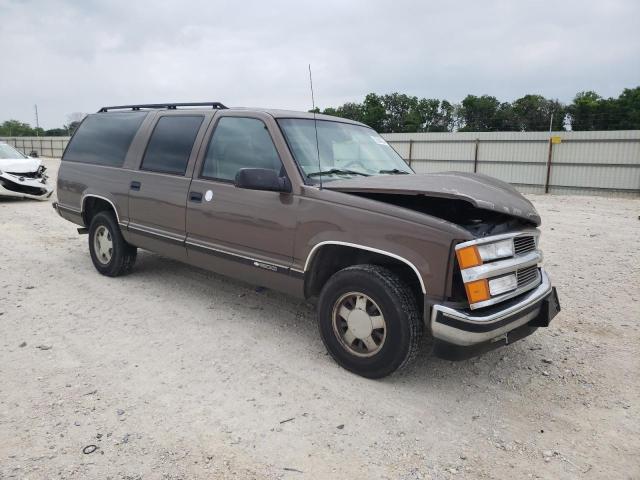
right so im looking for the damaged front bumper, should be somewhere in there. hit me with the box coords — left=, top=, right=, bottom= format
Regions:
left=430, top=269, right=560, bottom=359
left=0, top=169, right=54, bottom=201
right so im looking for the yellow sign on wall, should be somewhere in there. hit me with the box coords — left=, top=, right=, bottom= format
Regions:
left=551, top=136, right=562, bottom=144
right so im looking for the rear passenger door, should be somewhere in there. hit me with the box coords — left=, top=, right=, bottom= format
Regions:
left=185, top=113, right=298, bottom=291
left=127, top=113, right=209, bottom=259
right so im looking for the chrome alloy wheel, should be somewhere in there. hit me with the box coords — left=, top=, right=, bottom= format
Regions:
left=332, top=292, right=387, bottom=357
left=93, top=225, right=113, bottom=265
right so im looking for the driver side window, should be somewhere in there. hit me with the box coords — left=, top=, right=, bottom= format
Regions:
left=200, top=117, right=283, bottom=181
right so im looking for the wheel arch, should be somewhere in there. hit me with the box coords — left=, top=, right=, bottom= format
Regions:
left=303, top=241, right=426, bottom=303
left=81, top=194, right=120, bottom=226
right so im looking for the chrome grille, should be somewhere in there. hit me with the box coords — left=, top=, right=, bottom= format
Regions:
left=517, top=265, right=539, bottom=288
left=514, top=236, right=536, bottom=255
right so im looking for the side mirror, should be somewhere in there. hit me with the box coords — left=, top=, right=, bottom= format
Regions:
left=234, top=168, right=291, bottom=193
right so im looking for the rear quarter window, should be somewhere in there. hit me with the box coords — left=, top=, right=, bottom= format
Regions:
left=63, top=112, right=147, bottom=167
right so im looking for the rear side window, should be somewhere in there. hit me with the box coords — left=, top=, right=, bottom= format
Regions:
left=141, top=116, right=204, bottom=175
left=63, top=112, right=147, bottom=167
left=201, top=117, right=282, bottom=181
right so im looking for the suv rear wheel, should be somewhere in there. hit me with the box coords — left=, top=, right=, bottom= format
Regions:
left=317, top=264, right=422, bottom=378
left=88, top=211, right=137, bottom=276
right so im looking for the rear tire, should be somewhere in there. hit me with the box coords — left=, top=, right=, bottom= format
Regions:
left=317, top=264, right=423, bottom=378
left=88, top=211, right=137, bottom=276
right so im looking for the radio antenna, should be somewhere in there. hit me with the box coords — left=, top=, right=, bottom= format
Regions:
left=308, top=64, right=322, bottom=189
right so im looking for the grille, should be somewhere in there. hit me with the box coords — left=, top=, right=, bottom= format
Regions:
left=514, top=236, right=536, bottom=255
left=517, top=265, right=539, bottom=288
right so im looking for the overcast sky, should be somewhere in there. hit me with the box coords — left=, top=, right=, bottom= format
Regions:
left=1, top=0, right=638, bottom=129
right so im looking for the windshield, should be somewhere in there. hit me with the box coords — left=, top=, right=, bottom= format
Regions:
left=0, top=143, right=27, bottom=160
left=277, top=119, right=412, bottom=182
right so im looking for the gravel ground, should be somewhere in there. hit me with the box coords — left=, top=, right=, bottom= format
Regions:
left=1, top=159, right=638, bottom=480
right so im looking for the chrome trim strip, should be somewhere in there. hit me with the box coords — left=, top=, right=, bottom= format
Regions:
left=81, top=194, right=121, bottom=224
left=185, top=240, right=291, bottom=271
left=303, top=241, right=426, bottom=294
left=128, top=223, right=185, bottom=244
left=455, top=229, right=540, bottom=250
left=56, top=203, right=82, bottom=214
left=461, top=250, right=543, bottom=283
left=430, top=270, right=552, bottom=345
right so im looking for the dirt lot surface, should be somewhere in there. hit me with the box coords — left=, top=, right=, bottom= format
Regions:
left=1, top=159, right=638, bottom=480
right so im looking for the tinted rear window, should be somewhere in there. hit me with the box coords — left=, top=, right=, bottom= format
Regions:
left=141, top=116, right=204, bottom=175
left=63, top=112, right=147, bottom=167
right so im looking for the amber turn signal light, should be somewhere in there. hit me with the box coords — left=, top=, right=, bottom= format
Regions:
left=456, top=245, right=482, bottom=269
left=465, top=279, right=491, bottom=304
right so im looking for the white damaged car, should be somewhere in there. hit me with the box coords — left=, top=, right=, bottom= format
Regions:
left=0, top=142, right=54, bottom=200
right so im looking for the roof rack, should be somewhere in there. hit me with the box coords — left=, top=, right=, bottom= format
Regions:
left=98, top=102, right=228, bottom=112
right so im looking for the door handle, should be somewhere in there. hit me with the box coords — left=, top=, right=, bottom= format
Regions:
left=189, top=191, right=203, bottom=203
left=130, top=181, right=141, bottom=191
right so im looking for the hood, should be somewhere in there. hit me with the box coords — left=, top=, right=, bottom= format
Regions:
left=0, top=157, right=42, bottom=174
left=323, top=171, right=541, bottom=225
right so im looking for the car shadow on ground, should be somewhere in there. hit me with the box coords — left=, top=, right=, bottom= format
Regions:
left=128, top=250, right=543, bottom=387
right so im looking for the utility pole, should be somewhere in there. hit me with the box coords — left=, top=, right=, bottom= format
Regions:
left=34, top=104, right=40, bottom=137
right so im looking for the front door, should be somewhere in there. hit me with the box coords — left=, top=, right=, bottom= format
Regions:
left=186, top=114, right=298, bottom=292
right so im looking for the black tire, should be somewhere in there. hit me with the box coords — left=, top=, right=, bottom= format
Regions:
left=317, top=264, right=423, bottom=378
left=88, top=211, right=137, bottom=277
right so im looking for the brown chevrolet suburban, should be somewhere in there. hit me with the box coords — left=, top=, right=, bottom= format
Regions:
left=54, top=102, right=560, bottom=378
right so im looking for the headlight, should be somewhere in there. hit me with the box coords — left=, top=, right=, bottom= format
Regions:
left=488, top=274, right=518, bottom=296
left=477, top=239, right=514, bottom=262
left=456, top=238, right=515, bottom=269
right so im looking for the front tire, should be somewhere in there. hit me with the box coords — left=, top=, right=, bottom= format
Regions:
left=88, top=211, right=137, bottom=277
left=317, top=265, right=423, bottom=378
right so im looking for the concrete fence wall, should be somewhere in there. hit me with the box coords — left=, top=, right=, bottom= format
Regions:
left=3, top=131, right=639, bottom=197
left=1, top=136, right=70, bottom=159
left=381, top=130, right=640, bottom=197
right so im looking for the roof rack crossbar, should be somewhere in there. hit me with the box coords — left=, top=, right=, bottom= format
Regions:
left=98, top=102, right=228, bottom=112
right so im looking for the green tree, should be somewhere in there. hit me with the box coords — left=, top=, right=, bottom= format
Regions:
left=457, top=95, right=501, bottom=131
left=611, top=86, right=640, bottom=129
left=494, top=102, right=520, bottom=131
left=44, top=128, right=69, bottom=136
left=567, top=91, right=603, bottom=130
left=381, top=93, right=420, bottom=133
left=361, top=93, right=386, bottom=132
left=512, top=94, right=565, bottom=131
left=0, top=120, right=37, bottom=136
left=336, top=102, right=365, bottom=123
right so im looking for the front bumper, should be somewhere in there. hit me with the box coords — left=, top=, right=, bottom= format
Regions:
left=431, top=269, right=559, bottom=349
left=0, top=172, right=53, bottom=201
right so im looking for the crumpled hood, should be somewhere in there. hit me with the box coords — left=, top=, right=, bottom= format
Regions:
left=0, top=157, right=42, bottom=174
left=323, top=171, right=541, bottom=225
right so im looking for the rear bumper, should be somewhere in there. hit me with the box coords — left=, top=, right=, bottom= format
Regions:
left=430, top=269, right=560, bottom=348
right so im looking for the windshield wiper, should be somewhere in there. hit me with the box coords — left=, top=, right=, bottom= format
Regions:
left=307, top=169, right=370, bottom=177
left=379, top=169, right=410, bottom=175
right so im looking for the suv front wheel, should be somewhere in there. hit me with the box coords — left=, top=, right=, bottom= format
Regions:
left=317, top=265, right=423, bottom=378
left=88, top=211, right=137, bottom=276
